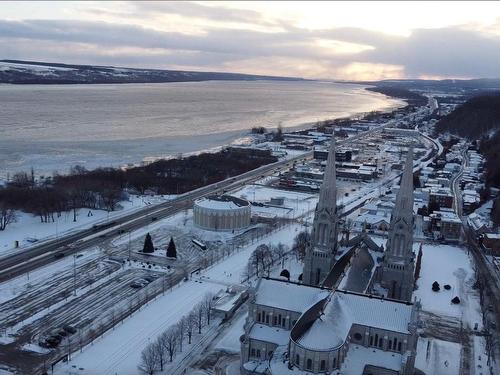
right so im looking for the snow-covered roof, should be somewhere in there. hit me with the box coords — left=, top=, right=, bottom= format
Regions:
left=255, top=278, right=328, bottom=313
left=339, top=344, right=404, bottom=374
left=297, top=291, right=413, bottom=350
left=195, top=195, right=249, bottom=210
left=249, top=324, right=290, bottom=346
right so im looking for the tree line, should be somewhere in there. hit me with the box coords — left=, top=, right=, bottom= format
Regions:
left=0, top=149, right=277, bottom=229
left=138, top=292, right=216, bottom=374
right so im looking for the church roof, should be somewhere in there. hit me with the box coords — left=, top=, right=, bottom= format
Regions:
left=296, top=291, right=413, bottom=351
left=255, top=278, right=328, bottom=313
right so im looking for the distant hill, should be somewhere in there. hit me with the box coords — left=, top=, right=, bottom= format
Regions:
left=356, top=78, right=500, bottom=92
left=480, top=130, right=500, bottom=188
left=0, top=59, right=305, bottom=84
left=365, top=86, right=427, bottom=106
left=436, top=93, right=500, bottom=139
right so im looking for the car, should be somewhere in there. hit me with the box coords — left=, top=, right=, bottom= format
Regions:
left=45, top=337, right=60, bottom=348
left=143, top=276, right=155, bottom=282
left=54, top=253, right=65, bottom=259
left=151, top=217, right=158, bottom=222
left=130, top=281, right=143, bottom=289
left=63, top=325, right=77, bottom=334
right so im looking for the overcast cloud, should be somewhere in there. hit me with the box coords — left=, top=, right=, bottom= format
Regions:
left=1, top=1, right=499, bottom=80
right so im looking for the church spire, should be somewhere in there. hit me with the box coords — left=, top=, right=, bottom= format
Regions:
left=377, top=146, right=415, bottom=301
left=317, top=133, right=337, bottom=212
left=394, top=146, right=414, bottom=224
left=303, top=132, right=339, bottom=286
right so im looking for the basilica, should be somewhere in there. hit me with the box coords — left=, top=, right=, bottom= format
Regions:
left=240, top=132, right=419, bottom=375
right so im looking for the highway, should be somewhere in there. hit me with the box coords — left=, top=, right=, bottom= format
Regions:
left=0, top=105, right=431, bottom=283
left=0, top=152, right=311, bottom=282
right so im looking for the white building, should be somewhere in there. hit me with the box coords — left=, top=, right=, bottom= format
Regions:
left=193, top=195, right=251, bottom=231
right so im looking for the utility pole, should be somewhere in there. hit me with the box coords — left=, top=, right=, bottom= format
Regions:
left=73, top=255, right=77, bottom=296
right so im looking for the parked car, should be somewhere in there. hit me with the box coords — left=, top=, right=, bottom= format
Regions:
left=63, top=325, right=77, bottom=334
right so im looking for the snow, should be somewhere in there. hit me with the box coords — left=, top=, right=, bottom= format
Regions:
left=0, top=195, right=175, bottom=255
left=55, top=279, right=223, bottom=375
left=54, top=219, right=305, bottom=374
left=21, top=343, right=50, bottom=354
left=415, top=337, right=461, bottom=375
left=298, top=291, right=413, bottom=350
left=0, top=61, right=76, bottom=72
left=255, top=278, right=327, bottom=313
left=232, top=185, right=317, bottom=219
left=414, top=243, right=482, bottom=326
left=195, top=196, right=249, bottom=210
left=215, top=313, right=246, bottom=353
left=249, top=324, right=289, bottom=346
left=339, top=345, right=403, bottom=374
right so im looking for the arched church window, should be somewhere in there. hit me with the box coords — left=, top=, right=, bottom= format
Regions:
left=306, top=358, right=312, bottom=370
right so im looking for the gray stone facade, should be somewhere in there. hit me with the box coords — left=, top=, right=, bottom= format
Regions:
left=303, top=133, right=339, bottom=286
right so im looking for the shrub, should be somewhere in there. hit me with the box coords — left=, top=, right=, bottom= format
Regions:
left=432, top=281, right=440, bottom=292
left=451, top=296, right=461, bottom=304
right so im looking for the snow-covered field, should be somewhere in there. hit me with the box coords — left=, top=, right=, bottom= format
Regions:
left=0, top=195, right=175, bottom=255
left=414, top=243, right=482, bottom=326
left=415, top=337, right=461, bottom=375
left=54, top=222, right=303, bottom=374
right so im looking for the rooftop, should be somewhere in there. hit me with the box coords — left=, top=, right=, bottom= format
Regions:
left=255, top=278, right=328, bottom=313
left=297, top=290, right=413, bottom=351
left=195, top=194, right=250, bottom=210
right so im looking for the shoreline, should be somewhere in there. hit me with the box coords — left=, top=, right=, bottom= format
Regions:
left=0, top=84, right=406, bottom=180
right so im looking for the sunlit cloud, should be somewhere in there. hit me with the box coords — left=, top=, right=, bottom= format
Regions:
left=1, top=1, right=499, bottom=80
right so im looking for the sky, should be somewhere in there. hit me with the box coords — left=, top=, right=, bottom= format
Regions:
left=1, top=1, right=500, bottom=80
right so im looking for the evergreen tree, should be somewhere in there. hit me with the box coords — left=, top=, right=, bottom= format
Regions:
left=142, top=233, right=154, bottom=253
left=167, top=237, right=177, bottom=258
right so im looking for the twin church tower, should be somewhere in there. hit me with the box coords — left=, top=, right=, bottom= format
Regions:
left=302, top=133, right=416, bottom=302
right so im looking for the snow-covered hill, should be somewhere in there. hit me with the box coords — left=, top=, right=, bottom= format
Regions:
left=0, top=60, right=303, bottom=84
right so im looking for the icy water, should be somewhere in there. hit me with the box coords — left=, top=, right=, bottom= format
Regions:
left=0, top=80, right=403, bottom=178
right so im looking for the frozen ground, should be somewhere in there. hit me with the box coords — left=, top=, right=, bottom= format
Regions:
left=414, top=243, right=482, bottom=327
left=54, top=222, right=303, bottom=374
left=215, top=313, right=246, bottom=354
left=0, top=195, right=175, bottom=255
left=415, top=337, right=461, bottom=375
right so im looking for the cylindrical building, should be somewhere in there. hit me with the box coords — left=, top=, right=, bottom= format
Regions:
left=193, top=195, right=251, bottom=231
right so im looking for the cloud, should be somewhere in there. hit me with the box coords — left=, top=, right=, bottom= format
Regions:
left=1, top=12, right=500, bottom=79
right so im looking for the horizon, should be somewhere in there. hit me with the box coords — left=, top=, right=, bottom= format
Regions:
left=1, top=1, right=500, bottom=81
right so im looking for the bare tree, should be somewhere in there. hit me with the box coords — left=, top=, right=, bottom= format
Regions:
left=153, top=337, right=167, bottom=372
left=203, top=293, right=216, bottom=326
left=0, top=204, right=17, bottom=231
left=138, top=343, right=159, bottom=375
left=186, top=311, right=196, bottom=344
left=176, top=317, right=186, bottom=352
left=163, top=327, right=178, bottom=362
left=292, top=231, right=311, bottom=261
left=195, top=302, right=205, bottom=334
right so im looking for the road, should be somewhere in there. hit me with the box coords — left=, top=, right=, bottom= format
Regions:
left=0, top=104, right=431, bottom=283
left=450, top=144, right=500, bottom=373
